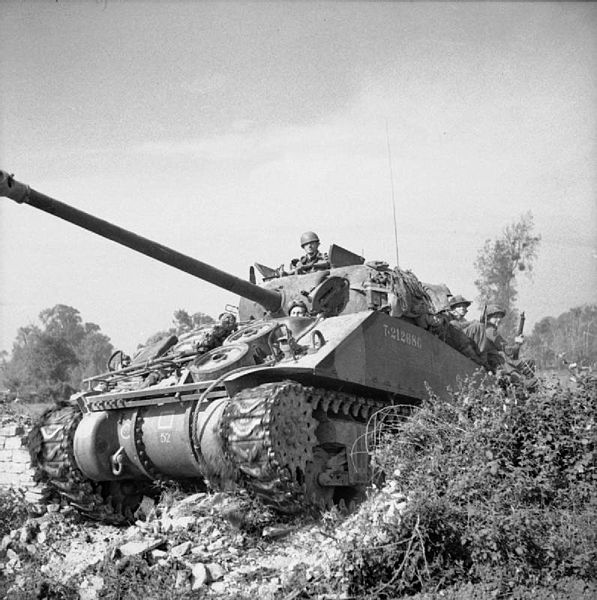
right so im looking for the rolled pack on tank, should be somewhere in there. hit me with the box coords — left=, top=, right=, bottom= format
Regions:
left=1, top=170, right=481, bottom=522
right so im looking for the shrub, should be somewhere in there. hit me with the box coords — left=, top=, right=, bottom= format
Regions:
left=0, top=489, right=29, bottom=538
left=96, top=555, right=197, bottom=600
left=336, top=374, right=597, bottom=597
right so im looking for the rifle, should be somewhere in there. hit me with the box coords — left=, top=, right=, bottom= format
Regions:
left=517, top=311, right=526, bottom=336
left=513, top=311, right=525, bottom=359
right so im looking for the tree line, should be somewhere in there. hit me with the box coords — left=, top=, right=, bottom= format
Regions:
left=0, top=306, right=218, bottom=402
left=526, top=304, right=597, bottom=370
left=0, top=305, right=113, bottom=401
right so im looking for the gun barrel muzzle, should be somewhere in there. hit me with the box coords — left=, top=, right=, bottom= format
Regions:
left=0, top=170, right=30, bottom=203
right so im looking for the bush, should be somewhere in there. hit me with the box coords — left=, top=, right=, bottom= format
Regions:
left=335, top=374, right=597, bottom=598
left=96, top=555, right=197, bottom=600
left=0, top=489, right=29, bottom=538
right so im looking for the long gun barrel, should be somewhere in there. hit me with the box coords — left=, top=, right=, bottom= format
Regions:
left=0, top=170, right=282, bottom=313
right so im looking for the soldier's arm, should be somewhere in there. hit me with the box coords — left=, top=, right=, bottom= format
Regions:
left=463, top=321, right=483, bottom=347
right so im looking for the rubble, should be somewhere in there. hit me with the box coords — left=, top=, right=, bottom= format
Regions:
left=174, top=569, right=190, bottom=589
left=118, top=537, right=164, bottom=557
left=170, top=540, right=192, bottom=557
left=78, top=575, right=104, bottom=600
left=191, top=562, right=209, bottom=589
left=207, top=562, right=224, bottom=580
left=133, top=495, right=156, bottom=520
left=0, top=486, right=356, bottom=599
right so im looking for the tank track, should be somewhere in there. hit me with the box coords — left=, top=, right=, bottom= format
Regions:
left=221, top=380, right=385, bottom=513
left=28, top=403, right=147, bottom=524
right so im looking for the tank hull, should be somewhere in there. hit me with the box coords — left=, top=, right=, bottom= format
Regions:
left=64, top=311, right=480, bottom=517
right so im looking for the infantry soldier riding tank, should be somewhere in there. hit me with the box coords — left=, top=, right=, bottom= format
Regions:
left=1, top=170, right=481, bottom=523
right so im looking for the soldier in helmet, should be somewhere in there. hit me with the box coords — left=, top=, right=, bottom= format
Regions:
left=448, top=295, right=472, bottom=329
left=288, top=299, right=309, bottom=317
left=217, top=311, right=237, bottom=333
left=464, top=305, right=525, bottom=373
left=423, top=302, right=486, bottom=368
left=290, top=231, right=329, bottom=274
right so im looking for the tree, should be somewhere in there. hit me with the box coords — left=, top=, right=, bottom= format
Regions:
left=1, top=327, right=79, bottom=400
left=39, top=304, right=86, bottom=348
left=74, top=330, right=114, bottom=381
left=526, top=304, right=597, bottom=370
left=525, top=316, right=558, bottom=369
left=0, top=305, right=114, bottom=401
left=142, top=309, right=216, bottom=347
left=474, top=212, right=541, bottom=336
left=172, top=309, right=215, bottom=332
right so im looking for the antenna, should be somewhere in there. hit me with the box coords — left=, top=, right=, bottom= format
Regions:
left=385, top=120, right=400, bottom=269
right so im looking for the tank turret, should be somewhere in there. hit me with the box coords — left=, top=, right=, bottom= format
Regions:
left=2, top=170, right=484, bottom=521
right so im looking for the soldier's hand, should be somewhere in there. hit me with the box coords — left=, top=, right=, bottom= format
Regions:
left=514, top=335, right=525, bottom=345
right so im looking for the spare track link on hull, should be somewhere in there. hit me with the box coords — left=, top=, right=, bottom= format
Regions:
left=221, top=380, right=382, bottom=513
left=29, top=403, right=144, bottom=524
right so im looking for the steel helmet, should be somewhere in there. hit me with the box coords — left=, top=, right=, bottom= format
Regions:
left=288, top=299, right=308, bottom=313
left=486, top=304, right=506, bottom=318
left=218, top=312, right=237, bottom=326
left=300, top=231, right=320, bottom=247
left=449, top=295, right=472, bottom=309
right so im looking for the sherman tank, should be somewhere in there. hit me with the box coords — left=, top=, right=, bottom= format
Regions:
left=1, top=170, right=481, bottom=523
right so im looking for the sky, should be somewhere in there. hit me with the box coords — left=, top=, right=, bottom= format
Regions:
left=1, top=1, right=596, bottom=354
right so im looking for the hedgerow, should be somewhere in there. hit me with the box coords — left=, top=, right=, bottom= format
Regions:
left=335, top=374, right=597, bottom=598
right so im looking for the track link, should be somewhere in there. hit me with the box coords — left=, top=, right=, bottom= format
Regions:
left=28, top=403, right=146, bottom=524
left=221, top=380, right=383, bottom=512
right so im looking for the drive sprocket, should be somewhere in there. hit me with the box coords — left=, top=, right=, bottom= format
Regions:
left=221, top=381, right=317, bottom=511
left=221, top=380, right=376, bottom=513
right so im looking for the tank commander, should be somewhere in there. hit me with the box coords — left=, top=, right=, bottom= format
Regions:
left=448, top=295, right=472, bottom=329
left=288, top=299, right=309, bottom=317
left=289, top=231, right=329, bottom=274
left=464, top=305, right=525, bottom=373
